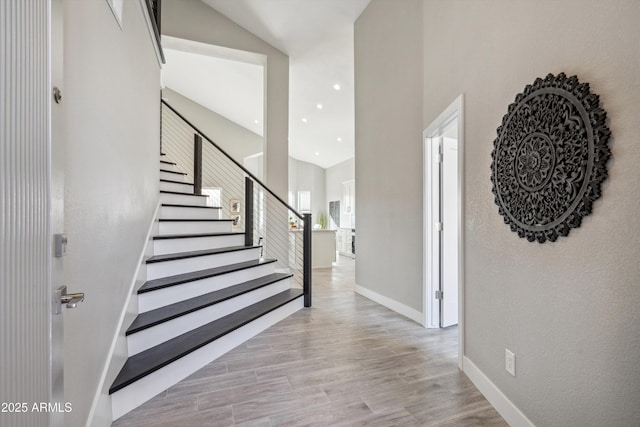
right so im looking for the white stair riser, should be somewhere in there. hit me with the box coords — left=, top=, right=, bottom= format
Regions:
left=159, top=193, right=208, bottom=207
left=160, top=205, right=221, bottom=220
left=153, top=234, right=244, bottom=255
left=111, top=297, right=304, bottom=421
left=128, top=279, right=291, bottom=356
left=138, top=262, right=276, bottom=312
left=160, top=171, right=186, bottom=182
left=147, top=248, right=261, bottom=280
left=160, top=181, right=194, bottom=194
left=158, top=221, right=232, bottom=235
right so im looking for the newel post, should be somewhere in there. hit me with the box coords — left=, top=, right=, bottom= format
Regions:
left=303, top=213, right=312, bottom=307
left=193, top=134, right=202, bottom=195
left=244, top=177, right=254, bottom=247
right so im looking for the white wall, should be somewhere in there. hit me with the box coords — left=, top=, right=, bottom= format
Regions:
left=162, top=0, right=289, bottom=198
left=325, top=157, right=355, bottom=229
left=288, top=157, right=326, bottom=226
left=63, top=1, right=160, bottom=425
left=354, top=0, right=424, bottom=312
left=356, top=0, right=640, bottom=424
left=162, top=88, right=263, bottom=163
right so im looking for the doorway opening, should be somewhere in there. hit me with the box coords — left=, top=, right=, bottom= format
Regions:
left=423, top=95, right=464, bottom=367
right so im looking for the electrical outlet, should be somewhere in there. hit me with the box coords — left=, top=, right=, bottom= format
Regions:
left=505, top=349, right=516, bottom=376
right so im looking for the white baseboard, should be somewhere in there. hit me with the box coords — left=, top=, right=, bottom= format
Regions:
left=85, top=201, right=161, bottom=427
left=354, top=284, right=424, bottom=325
left=462, top=356, right=535, bottom=427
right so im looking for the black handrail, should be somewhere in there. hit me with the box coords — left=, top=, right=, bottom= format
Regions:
left=161, top=99, right=305, bottom=221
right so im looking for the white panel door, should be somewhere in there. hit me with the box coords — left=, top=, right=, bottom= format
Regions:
left=51, top=0, right=67, bottom=424
left=441, top=136, right=459, bottom=327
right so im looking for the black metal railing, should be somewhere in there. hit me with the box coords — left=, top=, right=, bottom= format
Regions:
left=161, top=99, right=311, bottom=307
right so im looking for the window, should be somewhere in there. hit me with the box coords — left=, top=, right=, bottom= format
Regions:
left=297, top=191, right=311, bottom=213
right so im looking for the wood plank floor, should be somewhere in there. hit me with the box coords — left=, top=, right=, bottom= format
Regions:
left=113, top=257, right=506, bottom=426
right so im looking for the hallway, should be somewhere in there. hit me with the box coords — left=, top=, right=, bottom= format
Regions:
left=113, top=257, right=506, bottom=426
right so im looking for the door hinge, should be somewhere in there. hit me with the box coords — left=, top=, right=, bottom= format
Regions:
left=435, top=290, right=443, bottom=300
left=435, top=222, right=443, bottom=232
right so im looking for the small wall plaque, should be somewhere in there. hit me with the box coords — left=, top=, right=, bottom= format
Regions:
left=490, top=73, right=611, bottom=243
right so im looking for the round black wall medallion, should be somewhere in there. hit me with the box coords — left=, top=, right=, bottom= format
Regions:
left=490, top=73, right=611, bottom=243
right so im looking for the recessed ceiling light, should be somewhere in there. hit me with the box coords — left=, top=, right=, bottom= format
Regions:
left=333, top=84, right=341, bottom=91
left=302, top=118, right=308, bottom=123
left=316, top=103, right=323, bottom=110
left=337, top=137, right=342, bottom=142
left=314, top=152, right=320, bottom=156
left=254, top=120, right=259, bottom=124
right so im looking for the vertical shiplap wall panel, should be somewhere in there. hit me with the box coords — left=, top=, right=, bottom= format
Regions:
left=0, top=0, right=51, bottom=426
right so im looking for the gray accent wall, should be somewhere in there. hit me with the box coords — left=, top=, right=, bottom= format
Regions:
left=355, top=0, right=424, bottom=312
left=356, top=0, right=640, bottom=425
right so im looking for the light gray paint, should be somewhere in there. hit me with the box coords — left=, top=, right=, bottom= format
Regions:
left=325, top=158, right=355, bottom=227
left=0, top=1, right=51, bottom=426
left=63, top=1, right=160, bottom=425
left=162, top=0, right=289, bottom=199
left=422, top=1, right=640, bottom=425
left=356, top=0, right=640, bottom=424
left=354, top=0, right=424, bottom=312
left=288, top=157, right=327, bottom=225
left=162, top=88, right=263, bottom=162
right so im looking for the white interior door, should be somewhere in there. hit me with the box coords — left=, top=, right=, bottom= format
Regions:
left=425, top=117, right=460, bottom=329
left=51, top=0, right=66, bottom=424
left=441, top=133, right=459, bottom=327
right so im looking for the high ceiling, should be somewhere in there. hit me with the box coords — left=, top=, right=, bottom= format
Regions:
left=199, top=0, right=371, bottom=169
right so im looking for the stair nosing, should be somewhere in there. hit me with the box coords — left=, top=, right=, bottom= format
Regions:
left=153, top=232, right=245, bottom=240
left=109, top=289, right=304, bottom=394
left=160, top=160, right=176, bottom=165
left=160, top=179, right=195, bottom=186
left=126, top=273, right=294, bottom=335
left=146, top=245, right=259, bottom=264
left=159, top=218, right=232, bottom=222
left=160, top=169, right=186, bottom=175
left=161, top=203, right=221, bottom=210
left=138, top=259, right=277, bottom=293
left=160, top=190, right=207, bottom=197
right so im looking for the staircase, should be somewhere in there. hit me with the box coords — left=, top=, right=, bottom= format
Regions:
left=108, top=156, right=305, bottom=420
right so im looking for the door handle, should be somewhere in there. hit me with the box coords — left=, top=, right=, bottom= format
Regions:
left=54, top=286, right=85, bottom=314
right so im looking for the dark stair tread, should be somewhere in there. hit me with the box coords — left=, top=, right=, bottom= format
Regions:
left=139, top=258, right=277, bottom=294
left=161, top=203, right=221, bottom=210
left=109, top=289, right=304, bottom=394
left=160, top=169, right=187, bottom=176
left=160, top=190, right=208, bottom=197
left=160, top=160, right=176, bottom=165
left=160, top=178, right=195, bottom=185
left=146, top=245, right=259, bottom=264
left=127, top=273, right=293, bottom=335
left=159, top=218, right=233, bottom=222
left=153, top=232, right=244, bottom=240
